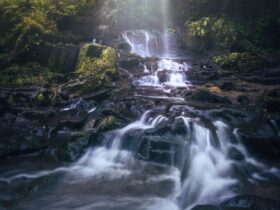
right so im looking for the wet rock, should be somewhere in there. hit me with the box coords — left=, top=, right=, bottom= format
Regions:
left=0, top=117, right=49, bottom=159
left=241, top=135, right=280, bottom=161
left=232, top=162, right=256, bottom=183
left=189, top=88, right=231, bottom=104
left=22, top=109, right=56, bottom=121
left=263, top=97, right=280, bottom=113
left=228, top=147, right=245, bottom=161
left=118, top=43, right=132, bottom=51
left=119, top=58, right=141, bottom=69
left=237, top=95, right=250, bottom=104
left=268, top=87, right=280, bottom=98
left=50, top=130, right=90, bottom=161
left=221, top=82, right=235, bottom=91
left=171, top=118, right=188, bottom=135
left=221, top=195, right=280, bottom=210
left=83, top=88, right=113, bottom=102
left=191, top=205, right=221, bottom=210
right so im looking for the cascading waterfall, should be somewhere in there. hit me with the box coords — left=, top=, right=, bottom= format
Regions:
left=1, top=106, right=279, bottom=209
left=1, top=1, right=280, bottom=210
left=123, top=30, right=190, bottom=90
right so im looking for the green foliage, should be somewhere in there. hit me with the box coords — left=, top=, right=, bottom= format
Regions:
left=0, top=0, right=97, bottom=60
left=0, top=63, right=58, bottom=87
left=187, top=17, right=237, bottom=49
left=180, top=0, right=280, bottom=52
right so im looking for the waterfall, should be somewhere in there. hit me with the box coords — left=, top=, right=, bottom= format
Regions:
left=1, top=1, right=280, bottom=210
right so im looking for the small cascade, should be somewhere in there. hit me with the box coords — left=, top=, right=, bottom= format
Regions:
left=133, top=58, right=190, bottom=89
left=122, top=30, right=191, bottom=92
left=177, top=118, right=238, bottom=209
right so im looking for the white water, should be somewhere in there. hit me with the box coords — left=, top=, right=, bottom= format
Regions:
left=178, top=118, right=237, bottom=209
left=123, top=30, right=190, bottom=90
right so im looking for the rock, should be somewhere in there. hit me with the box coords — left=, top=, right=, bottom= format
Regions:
left=97, top=116, right=117, bottom=132
left=118, top=43, right=132, bottom=51
left=33, top=89, right=56, bottom=106
left=49, top=130, right=90, bottom=161
left=119, top=58, right=141, bottom=69
left=228, top=147, right=245, bottom=161
left=0, top=116, right=49, bottom=159
left=189, top=88, right=231, bottom=104
left=22, top=109, right=56, bottom=121
left=83, top=88, right=113, bottom=102
left=221, top=195, right=280, bottom=210
left=191, top=205, right=221, bottom=210
left=241, top=135, right=280, bottom=161
left=171, top=118, right=188, bottom=135
left=237, top=95, right=250, bottom=104
left=263, top=97, right=280, bottom=113
left=46, top=44, right=80, bottom=73
left=221, top=82, right=235, bottom=91
left=74, top=43, right=118, bottom=93
left=268, top=87, right=280, bottom=98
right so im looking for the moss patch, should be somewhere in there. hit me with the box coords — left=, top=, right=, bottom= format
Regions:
left=98, top=116, right=117, bottom=132
left=73, top=43, right=118, bottom=94
left=77, top=44, right=116, bottom=74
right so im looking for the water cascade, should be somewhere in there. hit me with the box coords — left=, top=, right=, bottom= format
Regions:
left=1, top=0, right=280, bottom=210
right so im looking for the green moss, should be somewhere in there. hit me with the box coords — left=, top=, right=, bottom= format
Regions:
left=33, top=88, right=58, bottom=106
left=213, top=52, right=265, bottom=72
left=75, top=43, right=118, bottom=92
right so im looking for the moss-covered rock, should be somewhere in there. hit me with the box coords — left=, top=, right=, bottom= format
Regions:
left=77, top=44, right=116, bottom=74
left=76, top=43, right=118, bottom=88
left=213, top=52, right=266, bottom=72
left=98, top=116, right=117, bottom=132
left=57, top=43, right=118, bottom=97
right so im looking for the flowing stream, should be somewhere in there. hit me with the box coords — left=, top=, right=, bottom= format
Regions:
left=1, top=1, right=280, bottom=210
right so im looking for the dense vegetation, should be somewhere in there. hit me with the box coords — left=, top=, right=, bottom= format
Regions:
left=0, top=0, right=98, bottom=87
left=0, top=0, right=96, bottom=63
left=174, top=0, right=280, bottom=53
